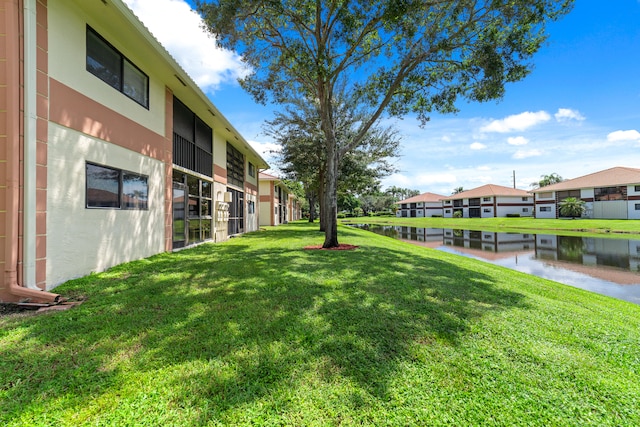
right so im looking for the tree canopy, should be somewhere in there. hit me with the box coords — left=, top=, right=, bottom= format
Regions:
left=531, top=173, right=564, bottom=189
left=264, top=92, right=401, bottom=224
left=197, top=0, right=574, bottom=247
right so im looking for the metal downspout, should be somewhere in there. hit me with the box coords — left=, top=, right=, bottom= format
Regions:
left=23, top=0, right=37, bottom=288
left=4, top=0, right=59, bottom=303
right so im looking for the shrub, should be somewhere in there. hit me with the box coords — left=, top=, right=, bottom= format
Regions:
left=506, top=213, right=521, bottom=218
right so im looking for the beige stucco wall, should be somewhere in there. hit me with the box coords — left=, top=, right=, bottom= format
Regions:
left=47, top=123, right=165, bottom=288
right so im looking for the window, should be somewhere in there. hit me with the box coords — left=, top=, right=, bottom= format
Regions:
left=634, top=185, right=640, bottom=192
left=483, top=208, right=491, bottom=213
left=227, top=143, right=245, bottom=188
left=522, top=197, right=529, bottom=201
left=173, top=98, right=213, bottom=177
left=173, top=170, right=212, bottom=244
left=635, top=203, right=640, bottom=211
left=86, top=163, right=148, bottom=209
left=483, top=197, right=491, bottom=202
left=540, top=206, right=551, bottom=212
left=248, top=162, right=256, bottom=178
left=557, top=190, right=580, bottom=200
left=522, top=208, right=529, bottom=212
left=248, top=201, right=255, bottom=214
left=595, top=186, right=625, bottom=201
left=538, top=192, right=552, bottom=199
left=86, top=26, right=149, bottom=108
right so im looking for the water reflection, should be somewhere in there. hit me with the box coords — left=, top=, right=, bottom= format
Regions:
left=351, top=224, right=640, bottom=305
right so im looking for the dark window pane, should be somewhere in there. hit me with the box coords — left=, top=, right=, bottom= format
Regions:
left=195, top=116, right=212, bottom=153
left=173, top=170, right=185, bottom=185
left=86, top=29, right=121, bottom=90
left=188, top=197, right=200, bottom=218
left=189, top=219, right=201, bottom=243
left=187, top=175, right=199, bottom=196
left=122, top=172, right=148, bottom=209
left=87, top=163, right=120, bottom=208
left=227, top=143, right=244, bottom=188
left=202, top=219, right=212, bottom=240
left=173, top=98, right=195, bottom=141
left=200, top=199, right=211, bottom=217
left=201, top=181, right=212, bottom=198
left=123, top=59, right=148, bottom=107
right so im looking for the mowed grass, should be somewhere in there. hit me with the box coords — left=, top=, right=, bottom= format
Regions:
left=341, top=216, right=640, bottom=237
left=2, top=222, right=639, bottom=426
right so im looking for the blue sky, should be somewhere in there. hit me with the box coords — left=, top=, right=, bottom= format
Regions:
left=123, top=0, right=640, bottom=196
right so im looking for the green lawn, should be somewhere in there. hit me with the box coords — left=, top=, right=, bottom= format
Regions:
left=341, top=216, right=640, bottom=237
left=2, top=222, right=639, bottom=426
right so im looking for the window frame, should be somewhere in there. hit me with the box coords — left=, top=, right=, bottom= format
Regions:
left=86, top=26, right=149, bottom=109
left=86, top=162, right=148, bottom=210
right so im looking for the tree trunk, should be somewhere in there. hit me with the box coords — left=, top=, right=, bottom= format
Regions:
left=318, top=167, right=325, bottom=231
left=322, top=138, right=339, bottom=248
left=306, top=191, right=316, bottom=222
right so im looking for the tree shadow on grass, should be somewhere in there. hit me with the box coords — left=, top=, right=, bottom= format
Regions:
left=1, top=225, right=528, bottom=424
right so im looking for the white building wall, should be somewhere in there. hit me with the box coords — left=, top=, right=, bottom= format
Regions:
left=425, top=203, right=444, bottom=217
left=627, top=185, right=640, bottom=219
left=47, top=124, right=165, bottom=288
left=495, top=196, right=534, bottom=217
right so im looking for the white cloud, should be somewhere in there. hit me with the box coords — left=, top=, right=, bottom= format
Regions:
left=507, top=136, right=529, bottom=146
left=123, top=0, right=247, bottom=93
left=470, top=142, right=487, bottom=150
left=477, top=166, right=491, bottom=171
left=248, top=140, right=281, bottom=157
left=555, top=108, right=585, bottom=122
left=480, top=111, right=551, bottom=133
left=513, top=149, right=543, bottom=159
left=606, top=129, right=640, bottom=142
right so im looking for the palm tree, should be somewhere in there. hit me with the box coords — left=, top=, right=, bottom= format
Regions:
left=452, top=186, right=464, bottom=195
left=558, top=197, right=586, bottom=219
left=531, top=173, right=563, bottom=189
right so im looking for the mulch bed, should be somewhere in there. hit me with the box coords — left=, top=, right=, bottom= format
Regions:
left=303, top=244, right=359, bottom=251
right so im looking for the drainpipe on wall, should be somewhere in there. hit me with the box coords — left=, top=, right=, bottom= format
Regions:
left=23, top=0, right=37, bottom=288
left=3, top=0, right=59, bottom=303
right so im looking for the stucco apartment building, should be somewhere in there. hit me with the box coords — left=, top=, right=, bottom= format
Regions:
left=1, top=0, right=268, bottom=302
left=442, top=184, right=534, bottom=218
left=258, top=172, right=301, bottom=226
left=532, top=166, right=640, bottom=219
left=396, top=192, right=446, bottom=218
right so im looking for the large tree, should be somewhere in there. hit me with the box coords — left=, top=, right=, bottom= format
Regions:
left=264, top=91, right=400, bottom=227
left=197, top=0, right=574, bottom=247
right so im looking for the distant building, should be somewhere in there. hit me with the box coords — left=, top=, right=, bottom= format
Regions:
left=442, top=184, right=534, bottom=218
left=532, top=166, right=640, bottom=219
left=396, top=192, right=447, bottom=218
left=259, top=173, right=302, bottom=226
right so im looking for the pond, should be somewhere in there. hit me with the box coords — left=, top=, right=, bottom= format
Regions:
left=349, top=224, right=640, bottom=305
